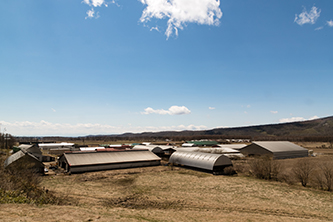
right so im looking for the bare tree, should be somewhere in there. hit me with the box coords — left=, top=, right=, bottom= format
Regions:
left=249, top=156, right=281, bottom=180
left=292, top=158, right=313, bottom=187
left=318, top=161, right=333, bottom=191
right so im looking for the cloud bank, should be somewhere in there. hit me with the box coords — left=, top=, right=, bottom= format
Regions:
left=142, top=105, right=191, bottom=115
left=294, top=6, right=321, bottom=25
left=279, top=115, right=319, bottom=123
left=0, top=120, right=206, bottom=136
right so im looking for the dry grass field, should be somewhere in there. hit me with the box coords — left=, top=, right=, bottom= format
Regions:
left=1, top=158, right=333, bottom=222
left=1, top=142, right=333, bottom=222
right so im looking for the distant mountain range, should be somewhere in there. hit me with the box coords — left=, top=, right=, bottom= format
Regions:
left=17, top=116, right=333, bottom=142
left=98, top=115, right=333, bottom=141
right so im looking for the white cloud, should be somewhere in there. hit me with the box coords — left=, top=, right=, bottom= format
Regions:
left=83, top=0, right=113, bottom=19
left=270, top=111, right=278, bottom=114
left=142, top=105, right=191, bottom=115
left=315, top=26, right=323, bottom=31
left=327, top=20, right=333, bottom=27
left=150, top=26, right=160, bottom=32
left=85, top=8, right=98, bottom=19
left=279, top=115, right=319, bottom=123
left=83, top=0, right=108, bottom=7
left=0, top=120, right=205, bottom=136
left=51, top=108, right=56, bottom=112
left=139, top=0, right=222, bottom=38
left=209, top=107, right=215, bottom=110
left=294, top=6, right=321, bottom=25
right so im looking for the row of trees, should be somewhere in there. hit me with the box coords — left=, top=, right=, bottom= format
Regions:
left=0, top=133, right=15, bottom=149
left=241, top=157, right=333, bottom=192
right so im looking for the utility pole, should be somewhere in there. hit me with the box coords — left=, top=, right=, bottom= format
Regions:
left=5, top=134, right=7, bottom=150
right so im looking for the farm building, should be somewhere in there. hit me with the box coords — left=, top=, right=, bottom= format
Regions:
left=175, top=147, right=244, bottom=159
left=99, top=144, right=132, bottom=149
left=217, top=144, right=247, bottom=150
left=132, top=145, right=162, bottom=154
left=38, top=142, right=74, bottom=150
left=169, top=151, right=233, bottom=175
left=196, top=147, right=245, bottom=159
left=185, top=140, right=218, bottom=147
left=175, top=147, right=200, bottom=152
left=132, top=145, right=176, bottom=156
left=79, top=147, right=104, bottom=151
left=157, top=145, right=176, bottom=155
left=18, top=144, right=43, bottom=161
left=182, top=143, right=196, bottom=147
left=58, top=150, right=161, bottom=173
left=4, top=150, right=44, bottom=174
left=16, top=144, right=55, bottom=162
left=240, top=141, right=309, bottom=159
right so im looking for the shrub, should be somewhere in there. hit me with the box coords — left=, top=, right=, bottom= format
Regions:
left=292, top=158, right=313, bottom=187
left=249, top=156, right=281, bottom=180
left=277, top=172, right=296, bottom=185
left=0, top=156, right=62, bottom=204
left=223, top=166, right=236, bottom=176
left=318, top=161, right=333, bottom=191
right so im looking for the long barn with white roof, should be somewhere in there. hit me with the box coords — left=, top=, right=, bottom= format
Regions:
left=58, top=150, right=161, bottom=173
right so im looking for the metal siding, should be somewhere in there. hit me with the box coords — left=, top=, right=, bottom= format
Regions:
left=69, top=160, right=160, bottom=173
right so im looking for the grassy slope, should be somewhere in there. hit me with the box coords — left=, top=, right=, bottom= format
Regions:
left=1, top=163, right=332, bottom=222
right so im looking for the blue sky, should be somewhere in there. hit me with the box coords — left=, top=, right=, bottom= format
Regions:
left=1, top=0, right=332, bottom=136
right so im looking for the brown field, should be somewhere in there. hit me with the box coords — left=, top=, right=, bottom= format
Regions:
left=1, top=142, right=333, bottom=221
left=1, top=159, right=333, bottom=221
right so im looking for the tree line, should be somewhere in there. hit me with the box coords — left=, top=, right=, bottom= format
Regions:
left=0, top=133, right=15, bottom=149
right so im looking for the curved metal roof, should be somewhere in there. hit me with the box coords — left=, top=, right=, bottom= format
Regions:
left=169, top=151, right=232, bottom=171
left=217, top=144, right=247, bottom=150
left=132, top=145, right=164, bottom=154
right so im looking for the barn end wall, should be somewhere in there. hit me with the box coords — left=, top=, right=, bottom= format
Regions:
left=240, top=144, right=273, bottom=157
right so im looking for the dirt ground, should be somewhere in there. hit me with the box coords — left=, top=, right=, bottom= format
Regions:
left=1, top=142, right=333, bottom=221
left=1, top=159, right=333, bottom=222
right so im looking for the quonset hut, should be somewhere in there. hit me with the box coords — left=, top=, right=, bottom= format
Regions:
left=132, top=145, right=176, bottom=156
left=169, top=151, right=232, bottom=175
left=240, top=141, right=309, bottom=159
left=132, top=145, right=164, bottom=155
left=58, top=150, right=161, bottom=173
